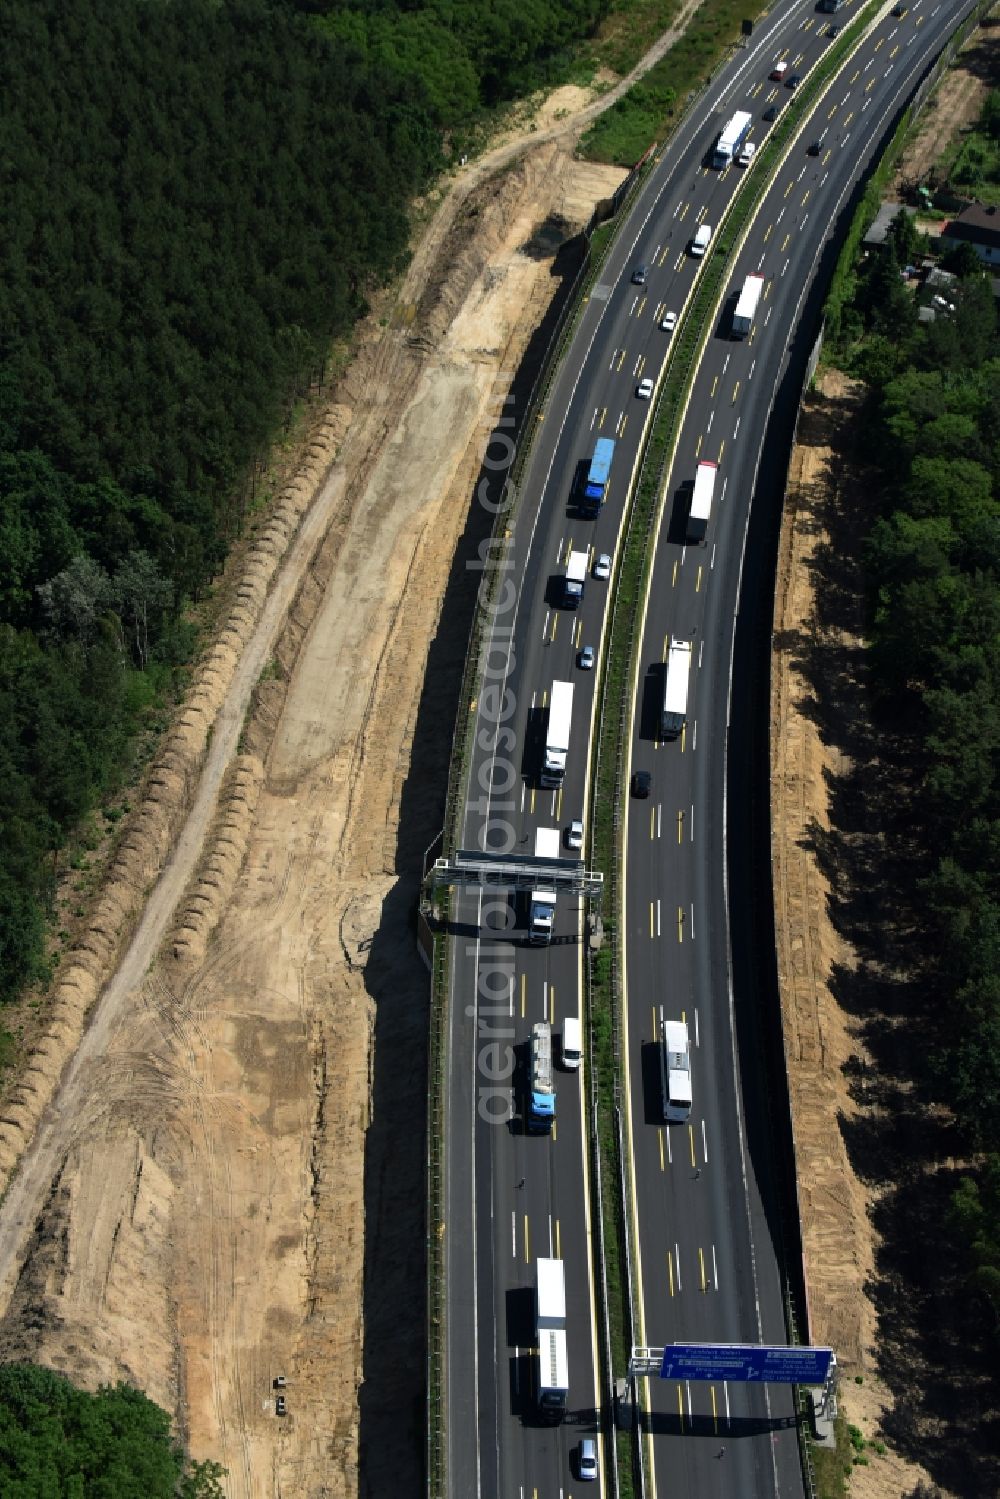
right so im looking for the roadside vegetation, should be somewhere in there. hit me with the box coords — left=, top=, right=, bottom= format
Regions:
left=0, top=1363, right=225, bottom=1497
left=937, top=86, right=1000, bottom=204
left=822, top=193, right=1000, bottom=1481
left=580, top=0, right=756, bottom=165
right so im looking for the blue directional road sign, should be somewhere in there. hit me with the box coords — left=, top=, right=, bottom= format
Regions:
left=659, top=1343, right=833, bottom=1384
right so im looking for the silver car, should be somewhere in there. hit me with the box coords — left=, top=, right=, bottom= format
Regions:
left=578, top=1437, right=598, bottom=1480
left=593, top=552, right=611, bottom=581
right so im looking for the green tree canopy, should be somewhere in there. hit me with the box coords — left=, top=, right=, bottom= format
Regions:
left=0, top=1363, right=225, bottom=1497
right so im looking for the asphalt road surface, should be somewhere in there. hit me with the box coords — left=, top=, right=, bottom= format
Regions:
left=443, top=1, right=972, bottom=1495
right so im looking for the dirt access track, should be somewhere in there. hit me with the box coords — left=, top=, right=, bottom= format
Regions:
left=0, top=13, right=705, bottom=1495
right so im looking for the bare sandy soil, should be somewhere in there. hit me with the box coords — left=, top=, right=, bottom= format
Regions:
left=890, top=21, right=1000, bottom=193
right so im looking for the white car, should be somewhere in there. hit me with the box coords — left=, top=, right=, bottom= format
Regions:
left=636, top=377, right=654, bottom=400
left=660, top=310, right=678, bottom=334
left=738, top=141, right=756, bottom=166
left=578, top=1438, right=599, bottom=1481
left=593, top=552, right=611, bottom=581
left=565, top=820, right=584, bottom=850
left=578, top=645, right=595, bottom=671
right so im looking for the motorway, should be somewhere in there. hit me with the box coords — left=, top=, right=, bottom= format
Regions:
left=442, top=1, right=973, bottom=1496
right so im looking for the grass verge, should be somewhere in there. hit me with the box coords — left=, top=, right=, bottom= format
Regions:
left=580, top=0, right=765, bottom=165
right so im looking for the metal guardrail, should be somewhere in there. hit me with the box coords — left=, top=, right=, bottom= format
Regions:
left=426, top=146, right=658, bottom=1499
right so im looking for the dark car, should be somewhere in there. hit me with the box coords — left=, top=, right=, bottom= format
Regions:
left=631, top=770, right=652, bottom=799
left=786, top=72, right=801, bottom=88
left=827, top=23, right=839, bottom=35
left=631, top=264, right=648, bottom=286
left=762, top=104, right=778, bottom=121
left=808, top=134, right=826, bottom=156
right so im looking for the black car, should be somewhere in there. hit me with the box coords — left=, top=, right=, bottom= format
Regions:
left=631, top=264, right=648, bottom=286
left=827, top=23, right=839, bottom=35
left=762, top=104, right=778, bottom=121
left=631, top=770, right=652, bottom=799
left=786, top=73, right=801, bottom=88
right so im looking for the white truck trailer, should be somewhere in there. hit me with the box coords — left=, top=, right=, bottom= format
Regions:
left=688, top=460, right=717, bottom=543
left=535, top=1257, right=569, bottom=1420
left=659, top=1013, right=693, bottom=1123
left=732, top=272, right=764, bottom=338
left=528, top=1022, right=557, bottom=1133
left=541, top=680, right=574, bottom=787
left=660, top=638, right=693, bottom=739
left=561, top=549, right=588, bottom=608
left=712, top=110, right=753, bottom=168
left=529, top=827, right=560, bottom=944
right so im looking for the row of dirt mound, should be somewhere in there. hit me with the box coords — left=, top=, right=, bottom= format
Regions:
left=0, top=411, right=349, bottom=1207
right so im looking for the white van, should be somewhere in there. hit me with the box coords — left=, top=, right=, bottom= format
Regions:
left=561, top=1016, right=582, bottom=1071
left=690, top=222, right=712, bottom=258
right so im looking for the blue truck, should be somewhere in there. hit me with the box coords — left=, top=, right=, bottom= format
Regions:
left=579, top=437, right=616, bottom=518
